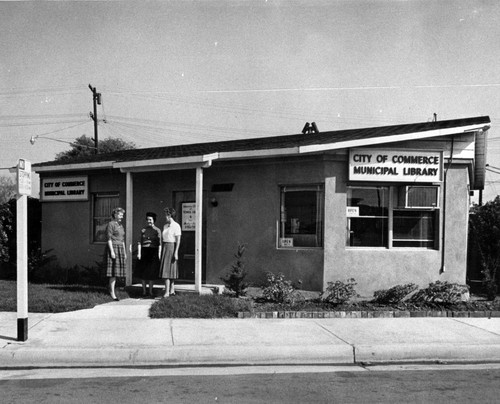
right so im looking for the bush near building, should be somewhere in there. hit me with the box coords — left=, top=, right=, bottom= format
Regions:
left=469, top=196, right=500, bottom=300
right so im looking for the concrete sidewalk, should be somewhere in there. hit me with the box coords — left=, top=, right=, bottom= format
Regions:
left=1, top=298, right=500, bottom=368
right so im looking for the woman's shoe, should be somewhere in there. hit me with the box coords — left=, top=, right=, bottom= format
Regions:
left=112, top=296, right=120, bottom=301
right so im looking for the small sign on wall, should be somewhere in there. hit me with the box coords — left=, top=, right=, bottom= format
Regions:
left=279, top=238, right=294, bottom=248
left=346, top=206, right=359, bottom=217
left=41, top=176, right=88, bottom=201
left=182, top=202, right=196, bottom=231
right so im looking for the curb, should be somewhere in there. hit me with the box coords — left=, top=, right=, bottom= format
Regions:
left=355, top=343, right=500, bottom=364
left=0, top=345, right=354, bottom=368
left=238, top=310, right=500, bottom=319
left=3, top=343, right=500, bottom=368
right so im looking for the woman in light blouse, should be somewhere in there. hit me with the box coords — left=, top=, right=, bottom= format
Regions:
left=159, top=207, right=181, bottom=297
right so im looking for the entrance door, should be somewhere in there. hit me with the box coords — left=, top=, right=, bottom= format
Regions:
left=173, top=191, right=207, bottom=282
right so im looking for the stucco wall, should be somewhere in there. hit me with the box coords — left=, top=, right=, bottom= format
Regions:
left=204, top=158, right=325, bottom=290
left=323, top=163, right=470, bottom=298
left=40, top=170, right=126, bottom=268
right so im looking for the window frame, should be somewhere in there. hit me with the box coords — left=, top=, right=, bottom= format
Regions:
left=347, top=184, right=440, bottom=249
left=278, top=184, right=324, bottom=249
left=91, top=192, right=120, bottom=244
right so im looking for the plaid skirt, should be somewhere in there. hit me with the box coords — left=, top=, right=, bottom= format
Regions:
left=106, top=243, right=127, bottom=278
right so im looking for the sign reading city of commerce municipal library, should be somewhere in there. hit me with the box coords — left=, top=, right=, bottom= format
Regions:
left=349, top=149, right=442, bottom=182
left=41, top=176, right=88, bottom=201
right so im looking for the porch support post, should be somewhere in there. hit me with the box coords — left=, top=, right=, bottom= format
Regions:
left=195, top=166, right=203, bottom=293
left=126, top=171, right=133, bottom=286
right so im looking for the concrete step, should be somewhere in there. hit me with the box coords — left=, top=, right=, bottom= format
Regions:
left=127, top=283, right=224, bottom=296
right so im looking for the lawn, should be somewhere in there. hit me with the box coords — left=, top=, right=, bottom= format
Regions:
left=1, top=280, right=499, bottom=318
left=0, top=280, right=124, bottom=313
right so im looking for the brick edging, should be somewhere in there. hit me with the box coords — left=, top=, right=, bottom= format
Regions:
left=237, top=310, right=500, bottom=319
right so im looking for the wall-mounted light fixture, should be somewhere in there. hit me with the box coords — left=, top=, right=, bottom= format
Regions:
left=210, top=197, right=218, bottom=207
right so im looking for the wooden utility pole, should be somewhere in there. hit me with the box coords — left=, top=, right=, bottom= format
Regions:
left=88, top=84, right=101, bottom=154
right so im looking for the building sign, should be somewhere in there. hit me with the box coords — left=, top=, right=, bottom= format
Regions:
left=349, top=149, right=442, bottom=182
left=17, top=159, right=32, bottom=196
left=41, top=176, right=88, bottom=201
left=182, top=202, right=196, bottom=231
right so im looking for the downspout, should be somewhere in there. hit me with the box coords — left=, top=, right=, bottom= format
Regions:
left=440, top=135, right=454, bottom=274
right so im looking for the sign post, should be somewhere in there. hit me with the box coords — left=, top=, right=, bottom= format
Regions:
left=16, top=159, right=31, bottom=341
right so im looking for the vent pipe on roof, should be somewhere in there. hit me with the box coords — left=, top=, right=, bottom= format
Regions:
left=302, top=122, right=319, bottom=134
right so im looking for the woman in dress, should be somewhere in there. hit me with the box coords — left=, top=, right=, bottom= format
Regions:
left=136, top=212, right=161, bottom=298
left=106, top=207, right=126, bottom=301
left=159, top=207, right=181, bottom=297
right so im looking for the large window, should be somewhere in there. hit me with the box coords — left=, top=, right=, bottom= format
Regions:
left=279, top=185, right=324, bottom=248
left=347, top=185, right=439, bottom=249
left=92, top=193, right=120, bottom=243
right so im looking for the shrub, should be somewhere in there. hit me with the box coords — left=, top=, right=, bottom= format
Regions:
left=0, top=201, right=13, bottom=264
left=261, top=271, right=301, bottom=304
left=469, top=197, right=500, bottom=300
left=321, top=278, right=358, bottom=305
left=409, top=281, right=469, bottom=304
left=220, top=243, right=249, bottom=297
left=28, top=248, right=56, bottom=281
left=373, top=283, right=419, bottom=304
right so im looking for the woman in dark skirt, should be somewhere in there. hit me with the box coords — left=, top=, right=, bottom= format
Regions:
left=136, top=212, right=162, bottom=298
left=106, top=207, right=126, bottom=301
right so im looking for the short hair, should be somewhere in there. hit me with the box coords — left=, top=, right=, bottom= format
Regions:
left=112, top=207, right=125, bottom=218
left=164, top=207, right=176, bottom=217
left=146, top=212, right=157, bottom=222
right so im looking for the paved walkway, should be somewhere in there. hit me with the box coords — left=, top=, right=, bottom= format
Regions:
left=1, top=298, right=500, bottom=368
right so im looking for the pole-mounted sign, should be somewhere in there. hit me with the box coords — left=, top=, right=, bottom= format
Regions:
left=17, top=159, right=32, bottom=196
left=16, top=158, right=31, bottom=341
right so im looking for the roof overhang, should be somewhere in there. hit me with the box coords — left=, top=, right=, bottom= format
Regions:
left=33, top=161, right=114, bottom=173
left=299, top=123, right=490, bottom=154
left=114, top=153, right=219, bottom=173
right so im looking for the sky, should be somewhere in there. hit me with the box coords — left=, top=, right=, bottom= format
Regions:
left=1, top=0, right=499, bottom=201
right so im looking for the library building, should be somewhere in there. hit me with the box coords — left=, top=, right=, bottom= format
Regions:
left=33, top=116, right=490, bottom=296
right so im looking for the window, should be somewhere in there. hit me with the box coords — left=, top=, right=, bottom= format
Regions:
left=92, top=193, right=120, bottom=243
left=347, top=185, right=439, bottom=249
left=279, top=185, right=324, bottom=248
left=347, top=187, right=388, bottom=247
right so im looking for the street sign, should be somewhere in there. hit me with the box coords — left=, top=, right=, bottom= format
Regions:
left=17, top=158, right=31, bottom=196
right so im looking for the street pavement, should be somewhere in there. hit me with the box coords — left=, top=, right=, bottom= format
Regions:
left=1, top=298, right=500, bottom=368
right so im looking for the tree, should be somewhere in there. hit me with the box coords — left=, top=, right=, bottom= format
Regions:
left=220, top=243, right=249, bottom=297
left=54, top=135, right=136, bottom=161
left=0, top=175, right=16, bottom=204
left=469, top=196, right=500, bottom=300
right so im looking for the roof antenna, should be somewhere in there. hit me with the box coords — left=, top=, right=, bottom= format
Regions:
left=433, top=113, right=437, bottom=122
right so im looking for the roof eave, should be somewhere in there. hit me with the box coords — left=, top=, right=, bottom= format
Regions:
left=298, top=122, right=490, bottom=154
left=33, top=161, right=114, bottom=173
